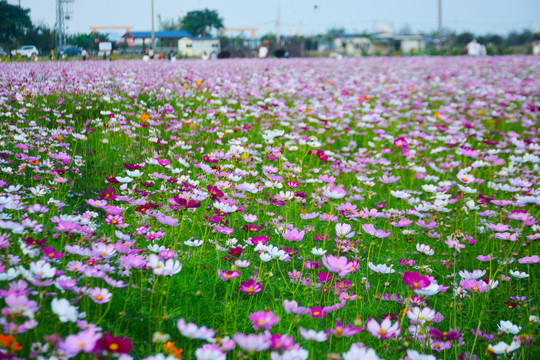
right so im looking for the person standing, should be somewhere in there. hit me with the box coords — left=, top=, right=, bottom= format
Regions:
left=533, top=40, right=540, bottom=55
left=258, top=45, right=268, bottom=58
left=81, top=49, right=88, bottom=61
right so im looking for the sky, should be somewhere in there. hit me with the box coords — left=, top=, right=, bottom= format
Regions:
left=8, top=0, right=540, bottom=37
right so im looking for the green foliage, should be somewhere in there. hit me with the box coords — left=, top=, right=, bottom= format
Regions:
left=180, top=8, right=224, bottom=37
left=0, top=0, right=32, bottom=46
left=158, top=15, right=183, bottom=31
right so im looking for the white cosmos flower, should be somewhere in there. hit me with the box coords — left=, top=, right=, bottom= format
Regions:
left=184, top=240, right=203, bottom=247
left=311, top=247, right=327, bottom=256
left=458, top=184, right=477, bottom=194
left=391, top=190, right=411, bottom=199
left=487, top=340, right=521, bottom=354
left=368, top=262, right=395, bottom=274
left=260, top=253, right=273, bottom=262
left=51, top=298, right=79, bottom=323
left=497, top=320, right=521, bottom=334
left=416, top=243, right=434, bottom=256
left=126, top=170, right=144, bottom=178
left=509, top=270, right=529, bottom=279
left=422, top=184, right=438, bottom=193
left=116, top=176, right=133, bottom=183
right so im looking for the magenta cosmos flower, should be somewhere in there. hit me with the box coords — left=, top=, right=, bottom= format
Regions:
left=218, top=270, right=240, bottom=281
left=250, top=310, right=279, bottom=330
left=402, top=271, right=431, bottom=290
left=238, top=279, right=263, bottom=295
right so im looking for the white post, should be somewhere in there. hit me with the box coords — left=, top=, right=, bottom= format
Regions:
left=151, top=0, right=155, bottom=53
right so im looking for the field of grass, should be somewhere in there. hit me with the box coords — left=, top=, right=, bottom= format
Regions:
left=0, top=56, right=539, bottom=360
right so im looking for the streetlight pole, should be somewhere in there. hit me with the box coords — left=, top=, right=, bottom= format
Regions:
left=151, top=0, right=155, bottom=54
left=438, top=0, right=442, bottom=45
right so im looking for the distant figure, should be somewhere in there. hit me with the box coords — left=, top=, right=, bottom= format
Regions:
left=201, top=51, right=210, bottom=60
left=533, top=40, right=540, bottom=55
left=81, top=49, right=88, bottom=61
left=466, top=39, right=481, bottom=56
left=149, top=48, right=154, bottom=59
left=210, top=51, right=217, bottom=60
left=258, top=45, right=268, bottom=58
left=168, top=50, right=175, bottom=61
left=50, top=50, right=55, bottom=61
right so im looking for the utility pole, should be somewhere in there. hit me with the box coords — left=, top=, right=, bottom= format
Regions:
left=151, top=0, right=155, bottom=53
left=56, top=0, right=73, bottom=51
left=276, top=5, right=281, bottom=48
left=438, top=0, right=442, bottom=44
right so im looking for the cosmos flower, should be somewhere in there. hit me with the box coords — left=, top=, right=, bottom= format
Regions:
left=366, top=317, right=401, bottom=339
left=238, top=279, right=263, bottom=295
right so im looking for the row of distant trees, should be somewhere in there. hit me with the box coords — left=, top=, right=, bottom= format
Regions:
left=0, top=0, right=537, bottom=56
left=0, top=0, right=110, bottom=54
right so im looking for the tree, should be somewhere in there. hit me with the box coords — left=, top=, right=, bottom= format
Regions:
left=455, top=32, right=474, bottom=47
left=0, top=0, right=33, bottom=46
left=23, top=24, right=55, bottom=53
left=180, top=9, right=224, bottom=37
left=158, top=15, right=182, bottom=31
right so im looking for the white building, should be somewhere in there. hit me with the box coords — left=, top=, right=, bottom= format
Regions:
left=178, top=38, right=220, bottom=57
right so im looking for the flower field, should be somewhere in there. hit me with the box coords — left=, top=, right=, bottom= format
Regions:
left=0, top=56, right=539, bottom=360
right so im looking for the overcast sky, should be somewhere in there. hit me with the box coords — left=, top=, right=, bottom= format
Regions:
left=8, top=0, right=540, bottom=36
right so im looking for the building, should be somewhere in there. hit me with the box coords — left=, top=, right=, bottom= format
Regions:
left=333, top=31, right=427, bottom=57
left=334, top=35, right=372, bottom=57
left=178, top=37, right=220, bottom=57
left=122, top=30, right=219, bottom=56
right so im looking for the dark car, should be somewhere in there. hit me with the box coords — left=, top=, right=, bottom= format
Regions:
left=62, top=47, right=82, bottom=56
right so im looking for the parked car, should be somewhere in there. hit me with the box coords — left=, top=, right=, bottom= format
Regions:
left=62, top=47, right=82, bottom=57
left=11, top=45, right=39, bottom=58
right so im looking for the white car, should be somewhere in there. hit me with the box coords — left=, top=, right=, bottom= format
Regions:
left=11, top=45, right=39, bottom=58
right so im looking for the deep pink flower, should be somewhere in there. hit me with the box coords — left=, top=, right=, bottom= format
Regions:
left=310, top=306, right=326, bottom=318
left=402, top=271, right=431, bottom=290
left=238, top=279, right=263, bottom=295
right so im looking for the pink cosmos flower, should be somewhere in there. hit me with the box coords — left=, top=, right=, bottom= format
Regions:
left=105, top=215, right=124, bottom=227
left=402, top=271, right=431, bottom=290
left=362, top=224, right=391, bottom=238
left=310, top=306, right=326, bottom=318
left=322, top=255, right=352, bottom=276
left=518, top=255, right=540, bottom=264
left=232, top=333, right=270, bottom=351
left=269, top=333, right=294, bottom=350
left=459, top=279, right=488, bottom=293
left=283, top=228, right=305, bottom=242
left=59, top=328, right=101, bottom=357
left=238, top=279, right=263, bottom=295
left=218, top=270, right=240, bottom=281
left=89, top=287, right=112, bottom=304
left=177, top=318, right=215, bottom=340
left=335, top=223, right=355, bottom=238
left=379, top=174, right=401, bottom=184
left=326, top=321, right=363, bottom=337
left=391, top=218, right=413, bottom=227
left=366, top=317, right=401, bottom=339
left=250, top=310, right=279, bottom=330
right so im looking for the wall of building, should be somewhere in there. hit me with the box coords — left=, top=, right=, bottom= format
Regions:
left=178, top=39, right=220, bottom=57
